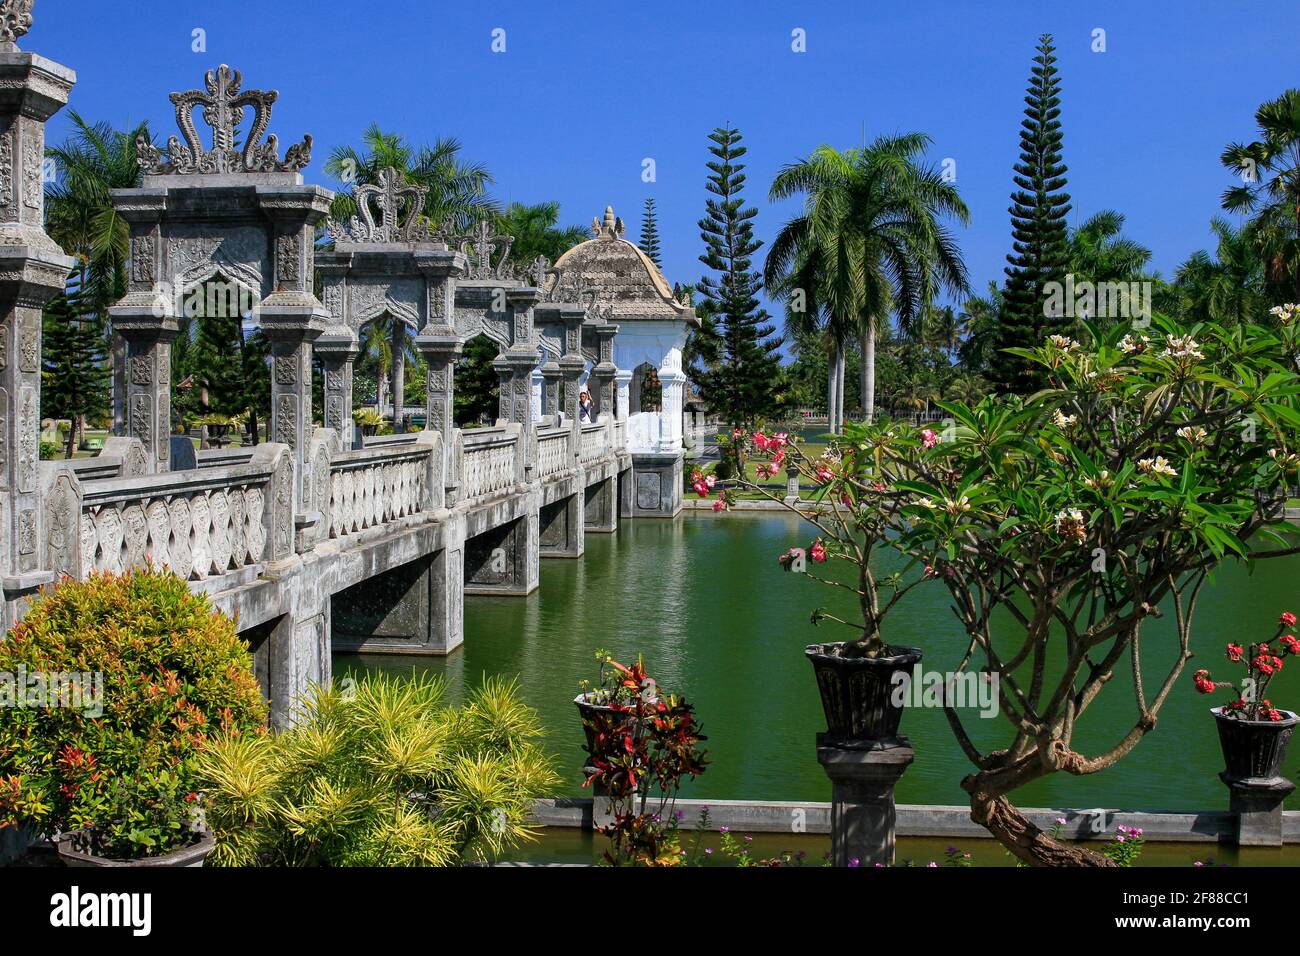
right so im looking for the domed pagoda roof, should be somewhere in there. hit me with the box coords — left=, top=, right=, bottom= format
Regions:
left=549, top=206, right=699, bottom=326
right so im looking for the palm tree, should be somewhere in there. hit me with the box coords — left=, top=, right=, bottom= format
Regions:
left=45, top=112, right=154, bottom=438
left=767, top=134, right=969, bottom=429
left=957, top=282, right=1004, bottom=377
left=1067, top=209, right=1152, bottom=284
left=325, top=123, right=497, bottom=234
left=1221, top=89, right=1300, bottom=300
left=1174, top=218, right=1266, bottom=327
left=494, top=201, right=587, bottom=266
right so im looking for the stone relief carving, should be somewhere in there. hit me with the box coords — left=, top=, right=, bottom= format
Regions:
left=129, top=354, right=153, bottom=386
left=0, top=127, right=11, bottom=211
left=0, top=324, right=7, bottom=369
left=130, top=234, right=154, bottom=286
left=136, top=64, right=312, bottom=176
left=321, top=282, right=343, bottom=318
left=325, top=368, right=344, bottom=392
left=46, top=474, right=78, bottom=578
left=17, top=384, right=35, bottom=492
left=0, top=387, right=7, bottom=483
left=167, top=227, right=265, bottom=294
left=274, top=459, right=293, bottom=558
left=18, top=317, right=37, bottom=372
left=442, top=220, right=514, bottom=280
left=274, top=355, right=297, bottom=385
left=276, top=233, right=299, bottom=288
left=348, top=279, right=421, bottom=329
left=22, top=126, right=41, bottom=210
left=325, top=395, right=344, bottom=433
left=275, top=394, right=296, bottom=447
left=130, top=393, right=152, bottom=447
left=0, top=1, right=34, bottom=46
left=17, top=508, right=35, bottom=569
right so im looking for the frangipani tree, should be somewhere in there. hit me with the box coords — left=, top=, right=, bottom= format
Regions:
left=704, top=306, right=1300, bottom=866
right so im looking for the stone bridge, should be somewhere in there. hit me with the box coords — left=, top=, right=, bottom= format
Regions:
left=0, top=22, right=687, bottom=728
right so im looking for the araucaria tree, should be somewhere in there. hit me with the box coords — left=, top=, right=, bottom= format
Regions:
left=691, top=127, right=784, bottom=455
left=639, top=197, right=663, bottom=268
left=42, top=273, right=110, bottom=457
left=993, top=33, right=1072, bottom=394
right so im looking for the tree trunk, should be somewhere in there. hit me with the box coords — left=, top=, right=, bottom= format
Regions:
left=826, top=339, right=839, bottom=435
left=391, top=323, right=406, bottom=432
left=835, top=345, right=846, bottom=432
left=967, top=788, right=1117, bottom=867
left=861, top=320, right=876, bottom=424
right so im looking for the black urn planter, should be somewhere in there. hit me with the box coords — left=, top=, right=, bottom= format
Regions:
left=806, top=642, right=922, bottom=741
left=55, top=828, right=215, bottom=868
left=1213, top=706, right=1298, bottom=780
left=573, top=693, right=641, bottom=754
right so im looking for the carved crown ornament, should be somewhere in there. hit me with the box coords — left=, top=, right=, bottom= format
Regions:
left=136, top=64, right=313, bottom=176
left=325, top=168, right=432, bottom=243
left=0, top=0, right=34, bottom=46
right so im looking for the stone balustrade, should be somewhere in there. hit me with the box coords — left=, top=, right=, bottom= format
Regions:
left=460, top=425, right=521, bottom=500
left=46, top=444, right=295, bottom=583
left=579, top=422, right=608, bottom=465
left=537, top=426, right=572, bottom=478
left=327, top=440, right=431, bottom=539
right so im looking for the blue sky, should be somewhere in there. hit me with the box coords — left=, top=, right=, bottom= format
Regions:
left=39, top=0, right=1300, bottom=330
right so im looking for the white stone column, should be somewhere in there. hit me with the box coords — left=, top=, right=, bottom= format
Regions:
left=530, top=366, right=544, bottom=422
left=615, top=368, right=631, bottom=420
left=658, top=346, right=686, bottom=453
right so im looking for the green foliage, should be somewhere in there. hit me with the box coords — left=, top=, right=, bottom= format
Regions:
left=42, top=271, right=111, bottom=457
left=325, top=123, right=497, bottom=235
left=993, top=34, right=1072, bottom=393
left=455, top=335, right=500, bottom=426
left=1220, top=88, right=1300, bottom=301
left=690, top=127, right=785, bottom=430
left=0, top=569, right=267, bottom=859
left=195, top=674, right=558, bottom=866
left=39, top=440, right=62, bottom=460
left=494, top=200, right=586, bottom=266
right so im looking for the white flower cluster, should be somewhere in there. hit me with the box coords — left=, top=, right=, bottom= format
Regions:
left=1048, top=335, right=1080, bottom=352
left=1137, top=455, right=1178, bottom=477
left=1054, top=508, right=1087, bottom=541
left=1269, top=303, right=1300, bottom=326
left=1159, top=334, right=1204, bottom=361
left=1175, top=425, right=1208, bottom=445
left=1118, top=333, right=1149, bottom=354
left=1052, top=409, right=1077, bottom=429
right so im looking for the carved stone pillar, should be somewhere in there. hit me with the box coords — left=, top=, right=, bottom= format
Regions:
left=115, top=319, right=177, bottom=473
left=530, top=366, right=543, bottom=422
left=591, top=321, right=619, bottom=421
left=315, top=329, right=358, bottom=449
left=391, top=321, right=406, bottom=430
left=615, top=368, right=631, bottom=421
left=259, top=222, right=326, bottom=518
left=541, top=361, right=562, bottom=421
left=415, top=327, right=463, bottom=503
left=0, top=16, right=77, bottom=611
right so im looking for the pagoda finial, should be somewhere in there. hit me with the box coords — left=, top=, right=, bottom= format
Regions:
left=592, top=205, right=626, bottom=240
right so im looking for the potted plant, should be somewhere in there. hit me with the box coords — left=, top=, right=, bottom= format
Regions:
left=353, top=408, right=386, bottom=438
left=194, top=412, right=241, bottom=448
left=0, top=568, right=267, bottom=866
left=1194, top=612, right=1300, bottom=780
left=577, top=652, right=707, bottom=866
left=700, top=425, right=933, bottom=741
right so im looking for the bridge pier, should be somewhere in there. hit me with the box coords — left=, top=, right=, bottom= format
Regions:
left=463, top=507, right=539, bottom=596
left=584, top=475, right=618, bottom=533
left=539, top=490, right=585, bottom=558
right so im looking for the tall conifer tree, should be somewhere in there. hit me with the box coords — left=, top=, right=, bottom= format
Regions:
left=993, top=33, right=1071, bottom=393
left=639, top=197, right=663, bottom=267
left=690, top=128, right=784, bottom=457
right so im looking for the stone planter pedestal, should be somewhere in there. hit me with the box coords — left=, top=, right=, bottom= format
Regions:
left=816, top=733, right=914, bottom=867
left=1221, top=774, right=1295, bottom=846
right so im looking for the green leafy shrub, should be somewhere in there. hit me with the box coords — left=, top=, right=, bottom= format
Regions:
left=0, top=568, right=267, bottom=858
left=194, top=673, right=558, bottom=866
left=38, top=440, right=62, bottom=460
left=712, top=458, right=734, bottom=481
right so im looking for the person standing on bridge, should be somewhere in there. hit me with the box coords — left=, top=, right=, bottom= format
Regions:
left=579, top=390, right=594, bottom=423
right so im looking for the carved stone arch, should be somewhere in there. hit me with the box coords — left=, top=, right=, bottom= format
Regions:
left=352, top=295, right=420, bottom=332
left=166, top=226, right=269, bottom=300
left=177, top=265, right=263, bottom=321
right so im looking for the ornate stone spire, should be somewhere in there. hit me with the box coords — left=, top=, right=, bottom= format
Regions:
left=440, top=219, right=516, bottom=280
left=135, top=64, right=312, bottom=176
left=590, top=205, right=625, bottom=240
left=0, top=0, right=34, bottom=48
left=325, top=167, right=432, bottom=242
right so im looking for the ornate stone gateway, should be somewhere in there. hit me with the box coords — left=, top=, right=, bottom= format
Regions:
left=109, top=63, right=332, bottom=489
left=316, top=168, right=464, bottom=449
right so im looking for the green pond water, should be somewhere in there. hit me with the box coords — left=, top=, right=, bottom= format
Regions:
left=337, top=512, right=1300, bottom=814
